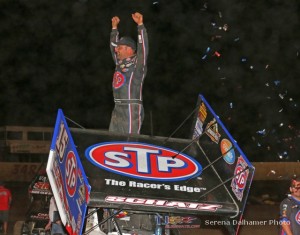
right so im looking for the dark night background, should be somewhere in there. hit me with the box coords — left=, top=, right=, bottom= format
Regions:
left=0, top=0, right=299, bottom=162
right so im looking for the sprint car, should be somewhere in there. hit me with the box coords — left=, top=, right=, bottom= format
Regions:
left=46, top=94, right=255, bottom=235
left=13, top=168, right=52, bottom=235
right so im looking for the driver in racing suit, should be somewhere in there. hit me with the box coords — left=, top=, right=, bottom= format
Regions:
left=104, top=12, right=154, bottom=234
left=109, top=12, right=148, bottom=134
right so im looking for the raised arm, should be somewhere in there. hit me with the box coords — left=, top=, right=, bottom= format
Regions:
left=110, top=16, right=120, bottom=63
left=132, top=12, right=149, bottom=66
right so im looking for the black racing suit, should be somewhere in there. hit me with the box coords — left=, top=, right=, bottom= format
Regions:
left=109, top=24, right=149, bottom=134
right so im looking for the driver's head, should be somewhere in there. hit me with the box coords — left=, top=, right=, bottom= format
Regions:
left=114, top=37, right=136, bottom=60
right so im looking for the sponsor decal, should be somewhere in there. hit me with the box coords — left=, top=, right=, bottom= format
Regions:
left=113, top=71, right=126, bottom=89
left=85, top=142, right=202, bottom=181
left=220, top=139, right=235, bottom=164
left=282, top=204, right=287, bottom=217
left=105, top=196, right=222, bottom=212
left=193, top=102, right=207, bottom=138
left=164, top=216, right=201, bottom=229
left=205, top=119, right=221, bottom=144
left=198, top=102, right=207, bottom=123
left=296, top=211, right=300, bottom=225
left=56, top=122, right=69, bottom=163
left=33, top=181, right=50, bottom=190
left=231, top=156, right=249, bottom=201
left=167, top=216, right=197, bottom=225
left=125, top=62, right=134, bottom=67
left=30, top=213, right=49, bottom=220
left=65, top=151, right=77, bottom=197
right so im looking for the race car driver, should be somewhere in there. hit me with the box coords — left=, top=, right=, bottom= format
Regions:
left=109, top=12, right=149, bottom=134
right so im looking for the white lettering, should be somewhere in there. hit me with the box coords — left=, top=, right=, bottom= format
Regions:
left=157, top=156, right=185, bottom=172
left=105, top=179, right=126, bottom=186
left=165, top=201, right=187, bottom=208
left=125, top=198, right=146, bottom=204
left=174, top=185, right=202, bottom=193
left=104, top=196, right=222, bottom=212
left=105, top=196, right=126, bottom=202
left=124, top=147, right=159, bottom=173
left=104, top=152, right=130, bottom=167
left=128, top=181, right=168, bottom=190
left=56, top=122, right=69, bottom=160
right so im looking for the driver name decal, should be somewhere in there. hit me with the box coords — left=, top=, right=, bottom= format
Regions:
left=105, top=196, right=222, bottom=212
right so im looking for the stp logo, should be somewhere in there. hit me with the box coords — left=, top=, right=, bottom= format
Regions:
left=234, top=165, right=246, bottom=190
left=85, top=142, right=202, bottom=181
left=65, top=151, right=77, bottom=197
left=231, top=156, right=249, bottom=201
left=113, top=72, right=126, bottom=89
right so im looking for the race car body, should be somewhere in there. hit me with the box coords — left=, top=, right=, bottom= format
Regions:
left=46, top=94, right=255, bottom=235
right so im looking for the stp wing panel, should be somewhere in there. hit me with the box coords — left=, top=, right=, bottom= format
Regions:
left=71, top=128, right=237, bottom=217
